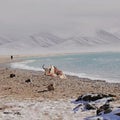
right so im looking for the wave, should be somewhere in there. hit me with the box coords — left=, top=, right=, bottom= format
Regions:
left=64, top=71, right=119, bottom=83
left=10, top=60, right=43, bottom=71
left=64, top=71, right=104, bottom=80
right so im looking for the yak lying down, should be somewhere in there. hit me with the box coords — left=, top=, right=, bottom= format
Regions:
left=42, top=65, right=67, bottom=79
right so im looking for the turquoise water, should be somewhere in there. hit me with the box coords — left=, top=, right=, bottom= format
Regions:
left=11, top=52, right=120, bottom=82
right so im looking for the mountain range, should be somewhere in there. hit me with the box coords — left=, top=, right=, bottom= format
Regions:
left=0, top=30, right=120, bottom=55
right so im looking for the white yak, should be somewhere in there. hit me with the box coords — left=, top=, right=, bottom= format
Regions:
left=42, top=65, right=67, bottom=79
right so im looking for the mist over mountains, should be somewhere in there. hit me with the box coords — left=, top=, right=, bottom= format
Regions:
left=0, top=0, right=120, bottom=55
left=0, top=29, right=120, bottom=55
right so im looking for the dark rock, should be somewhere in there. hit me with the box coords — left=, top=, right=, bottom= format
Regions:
left=96, top=103, right=112, bottom=115
left=47, top=84, right=54, bottom=91
left=3, top=112, right=12, bottom=114
left=100, top=103, right=110, bottom=111
left=25, top=79, right=31, bottom=83
left=4, top=87, right=11, bottom=90
left=97, top=108, right=112, bottom=115
left=115, top=112, right=120, bottom=116
left=107, top=98, right=114, bottom=102
left=104, top=108, right=112, bottom=114
left=75, top=93, right=115, bottom=102
left=85, top=103, right=96, bottom=110
left=10, top=74, right=15, bottom=78
left=14, top=112, right=21, bottom=115
left=97, top=119, right=101, bottom=120
left=73, top=104, right=82, bottom=112
left=97, top=109, right=102, bottom=116
left=108, top=94, right=116, bottom=97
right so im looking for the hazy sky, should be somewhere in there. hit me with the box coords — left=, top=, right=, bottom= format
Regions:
left=0, top=0, right=120, bottom=38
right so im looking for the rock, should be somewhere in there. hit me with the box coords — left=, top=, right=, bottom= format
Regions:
left=25, top=79, right=31, bottom=83
left=14, top=112, right=21, bottom=115
left=85, top=103, right=96, bottom=110
left=96, top=103, right=112, bottom=115
left=75, top=93, right=115, bottom=102
left=97, top=118, right=101, bottom=120
left=73, top=104, right=82, bottom=113
left=47, top=84, right=54, bottom=91
left=108, top=94, right=116, bottom=97
left=4, top=87, right=11, bottom=90
left=3, top=112, right=12, bottom=114
left=10, top=74, right=15, bottom=78
left=100, top=103, right=110, bottom=110
left=0, top=107, right=5, bottom=110
left=115, top=112, right=120, bottom=116
left=0, top=105, right=12, bottom=111
left=104, top=108, right=112, bottom=114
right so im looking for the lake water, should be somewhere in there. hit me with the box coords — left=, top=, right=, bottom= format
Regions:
left=11, top=52, right=120, bottom=83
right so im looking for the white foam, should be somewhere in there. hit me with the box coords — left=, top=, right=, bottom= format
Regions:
left=10, top=60, right=43, bottom=71
left=65, top=71, right=102, bottom=80
left=65, top=71, right=87, bottom=78
left=64, top=71, right=120, bottom=83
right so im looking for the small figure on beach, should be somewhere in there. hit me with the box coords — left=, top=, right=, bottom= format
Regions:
left=42, top=64, right=67, bottom=79
left=11, top=55, right=13, bottom=60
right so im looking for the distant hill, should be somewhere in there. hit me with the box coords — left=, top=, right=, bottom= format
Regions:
left=0, top=30, right=120, bottom=55
left=0, top=36, right=11, bottom=45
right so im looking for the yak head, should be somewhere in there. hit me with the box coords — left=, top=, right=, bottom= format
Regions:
left=42, top=64, right=51, bottom=75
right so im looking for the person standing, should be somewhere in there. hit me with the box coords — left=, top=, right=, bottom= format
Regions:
left=11, top=55, right=13, bottom=60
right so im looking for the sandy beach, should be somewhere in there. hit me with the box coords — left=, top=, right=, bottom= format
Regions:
left=0, top=56, right=120, bottom=120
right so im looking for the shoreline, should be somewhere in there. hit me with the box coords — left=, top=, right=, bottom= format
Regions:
left=2, top=51, right=120, bottom=59
left=10, top=61, right=120, bottom=84
left=9, top=53, right=120, bottom=84
left=1, top=53, right=120, bottom=83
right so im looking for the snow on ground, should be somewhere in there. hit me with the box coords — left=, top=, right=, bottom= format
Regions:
left=85, top=108, right=120, bottom=120
left=0, top=98, right=120, bottom=120
left=0, top=99, right=96, bottom=120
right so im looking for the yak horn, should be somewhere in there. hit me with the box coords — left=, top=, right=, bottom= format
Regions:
left=42, top=64, right=46, bottom=70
